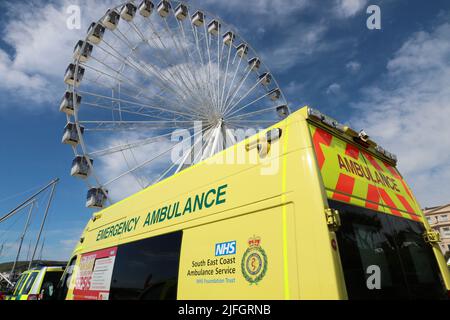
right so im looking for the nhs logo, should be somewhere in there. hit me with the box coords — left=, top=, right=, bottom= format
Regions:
left=215, top=241, right=236, bottom=256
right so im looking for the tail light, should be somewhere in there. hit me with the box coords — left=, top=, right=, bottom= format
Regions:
left=27, top=294, right=39, bottom=300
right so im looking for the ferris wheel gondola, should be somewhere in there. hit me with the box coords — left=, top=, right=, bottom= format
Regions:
left=61, top=0, right=290, bottom=209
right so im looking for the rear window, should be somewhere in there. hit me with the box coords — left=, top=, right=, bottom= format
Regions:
left=20, top=272, right=39, bottom=295
left=42, top=271, right=63, bottom=289
left=332, top=200, right=447, bottom=299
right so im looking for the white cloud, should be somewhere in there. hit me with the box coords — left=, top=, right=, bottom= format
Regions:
left=334, top=0, right=368, bottom=18
left=0, top=0, right=117, bottom=105
left=346, top=61, right=361, bottom=73
left=351, top=22, right=450, bottom=207
left=326, top=82, right=341, bottom=95
left=261, top=22, right=328, bottom=72
left=201, top=0, right=309, bottom=25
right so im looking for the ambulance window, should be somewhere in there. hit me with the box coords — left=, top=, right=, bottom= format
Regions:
left=332, top=200, right=447, bottom=299
left=333, top=201, right=409, bottom=299
left=21, top=271, right=39, bottom=295
left=56, top=256, right=77, bottom=300
left=42, top=271, right=64, bottom=289
left=109, top=231, right=182, bottom=300
left=13, top=274, right=27, bottom=295
left=390, top=218, right=447, bottom=299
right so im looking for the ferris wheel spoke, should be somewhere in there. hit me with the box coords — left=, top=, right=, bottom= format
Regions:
left=85, top=54, right=201, bottom=115
left=78, top=90, right=199, bottom=119
left=161, top=18, right=204, bottom=96
left=81, top=76, right=194, bottom=119
left=219, top=40, right=233, bottom=113
left=216, top=28, right=224, bottom=112
left=101, top=123, right=211, bottom=187
left=81, top=65, right=200, bottom=116
left=227, top=105, right=277, bottom=121
left=110, top=24, right=202, bottom=106
left=176, top=18, right=211, bottom=106
left=79, top=120, right=197, bottom=131
left=227, top=119, right=275, bottom=125
left=223, top=77, right=267, bottom=116
left=82, top=101, right=186, bottom=121
left=191, top=24, right=216, bottom=109
left=89, top=130, right=186, bottom=158
left=199, top=125, right=219, bottom=161
left=130, top=19, right=198, bottom=95
left=222, top=68, right=253, bottom=115
left=139, top=18, right=205, bottom=102
left=202, top=22, right=219, bottom=110
left=220, top=50, right=244, bottom=113
left=152, top=135, right=202, bottom=185
left=97, top=39, right=184, bottom=100
left=225, top=90, right=274, bottom=118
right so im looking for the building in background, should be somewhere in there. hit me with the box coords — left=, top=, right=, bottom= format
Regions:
left=424, top=204, right=450, bottom=258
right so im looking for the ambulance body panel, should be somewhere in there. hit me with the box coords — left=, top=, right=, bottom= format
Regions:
left=59, top=106, right=450, bottom=300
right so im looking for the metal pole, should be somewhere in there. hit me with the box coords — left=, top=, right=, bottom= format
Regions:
left=28, top=181, right=58, bottom=270
left=26, top=240, right=31, bottom=262
left=11, top=201, right=35, bottom=276
left=38, top=237, right=45, bottom=261
left=0, top=178, right=59, bottom=224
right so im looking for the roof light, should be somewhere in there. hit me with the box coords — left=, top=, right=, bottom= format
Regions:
left=307, top=107, right=345, bottom=133
left=375, top=145, right=397, bottom=163
left=358, top=130, right=369, bottom=142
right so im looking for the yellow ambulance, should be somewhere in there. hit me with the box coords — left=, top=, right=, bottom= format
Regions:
left=58, top=106, right=450, bottom=300
left=7, top=266, right=64, bottom=300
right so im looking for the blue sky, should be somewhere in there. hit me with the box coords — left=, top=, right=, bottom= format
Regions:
left=0, top=0, right=449, bottom=262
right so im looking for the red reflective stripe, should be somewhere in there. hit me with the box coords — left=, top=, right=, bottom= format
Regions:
left=410, top=214, right=421, bottom=222
left=377, top=188, right=402, bottom=216
left=400, top=179, right=414, bottom=200
left=345, top=144, right=360, bottom=160
left=332, top=174, right=355, bottom=203
left=365, top=184, right=380, bottom=210
left=384, top=163, right=401, bottom=179
left=312, top=128, right=332, bottom=170
left=363, top=152, right=383, bottom=172
left=396, top=194, right=416, bottom=214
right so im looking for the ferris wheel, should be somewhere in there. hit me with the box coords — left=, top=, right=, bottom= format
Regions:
left=60, top=0, right=290, bottom=209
